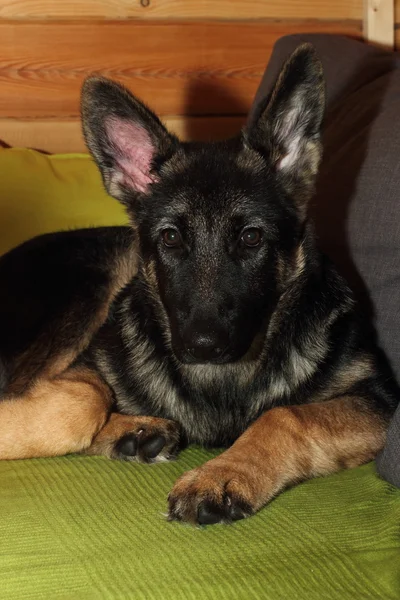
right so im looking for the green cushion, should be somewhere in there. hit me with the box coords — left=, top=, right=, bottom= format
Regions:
left=1, top=453, right=399, bottom=599
left=0, top=148, right=127, bottom=256
left=1, top=149, right=399, bottom=599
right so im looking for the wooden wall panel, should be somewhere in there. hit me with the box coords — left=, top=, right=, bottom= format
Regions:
left=395, top=0, right=400, bottom=23
left=0, top=0, right=363, bottom=22
left=0, top=20, right=362, bottom=119
left=364, top=0, right=394, bottom=48
left=0, top=115, right=246, bottom=153
left=0, top=0, right=382, bottom=153
left=395, top=0, right=400, bottom=49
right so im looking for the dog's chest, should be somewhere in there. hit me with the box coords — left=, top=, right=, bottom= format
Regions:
left=90, top=309, right=270, bottom=446
left=94, top=341, right=262, bottom=445
left=139, top=370, right=259, bottom=445
left=175, top=367, right=264, bottom=445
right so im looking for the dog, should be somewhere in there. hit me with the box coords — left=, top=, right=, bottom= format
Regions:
left=0, top=44, right=398, bottom=526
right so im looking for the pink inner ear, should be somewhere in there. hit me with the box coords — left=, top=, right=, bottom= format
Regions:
left=105, top=117, right=157, bottom=193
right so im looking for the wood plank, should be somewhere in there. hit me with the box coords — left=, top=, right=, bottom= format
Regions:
left=393, top=27, right=400, bottom=46
left=0, top=116, right=247, bottom=153
left=0, top=0, right=363, bottom=22
left=363, top=0, right=394, bottom=48
left=0, top=20, right=362, bottom=118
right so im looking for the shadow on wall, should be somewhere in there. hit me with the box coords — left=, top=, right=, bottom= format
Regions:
left=183, top=78, right=247, bottom=141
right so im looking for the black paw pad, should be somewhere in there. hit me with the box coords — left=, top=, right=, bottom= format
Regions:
left=229, top=500, right=252, bottom=521
left=115, top=434, right=138, bottom=457
left=196, top=497, right=252, bottom=525
left=197, top=500, right=227, bottom=525
left=139, top=434, right=166, bottom=460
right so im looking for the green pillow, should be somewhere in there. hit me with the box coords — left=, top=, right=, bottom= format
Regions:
left=1, top=149, right=399, bottom=599
left=0, top=148, right=127, bottom=256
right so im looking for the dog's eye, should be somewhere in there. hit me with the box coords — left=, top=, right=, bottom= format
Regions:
left=161, top=228, right=182, bottom=248
left=241, top=228, right=262, bottom=248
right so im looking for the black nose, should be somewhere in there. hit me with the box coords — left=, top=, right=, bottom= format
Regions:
left=183, top=325, right=229, bottom=363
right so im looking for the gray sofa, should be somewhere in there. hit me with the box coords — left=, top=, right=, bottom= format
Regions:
left=251, top=34, right=400, bottom=487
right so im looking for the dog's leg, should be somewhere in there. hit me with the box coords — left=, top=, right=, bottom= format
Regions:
left=0, top=365, right=181, bottom=462
left=85, top=413, right=181, bottom=463
left=0, top=367, right=113, bottom=459
left=168, top=396, right=387, bottom=525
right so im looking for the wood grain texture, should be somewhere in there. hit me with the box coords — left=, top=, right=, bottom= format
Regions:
left=0, top=0, right=363, bottom=21
left=0, top=116, right=246, bottom=153
left=0, top=20, right=362, bottom=118
left=394, top=0, right=400, bottom=48
left=364, top=0, right=394, bottom=48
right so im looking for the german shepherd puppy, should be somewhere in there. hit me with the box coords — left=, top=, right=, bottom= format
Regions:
left=0, top=45, right=398, bottom=525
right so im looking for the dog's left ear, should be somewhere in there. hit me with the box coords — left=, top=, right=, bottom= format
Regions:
left=81, top=77, right=179, bottom=204
left=244, top=44, right=325, bottom=213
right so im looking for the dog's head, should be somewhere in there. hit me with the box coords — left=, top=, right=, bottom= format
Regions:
left=81, top=44, right=324, bottom=365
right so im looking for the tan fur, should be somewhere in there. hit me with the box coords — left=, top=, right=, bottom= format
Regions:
left=276, top=253, right=287, bottom=289
left=0, top=367, right=112, bottom=460
left=293, top=241, right=306, bottom=278
left=276, top=241, right=306, bottom=295
left=113, top=246, right=139, bottom=293
left=141, top=259, right=172, bottom=346
left=142, top=258, right=158, bottom=292
left=169, top=396, right=387, bottom=522
left=85, top=243, right=137, bottom=344
left=329, top=356, right=375, bottom=395
left=8, top=347, right=77, bottom=395
left=311, top=356, right=375, bottom=403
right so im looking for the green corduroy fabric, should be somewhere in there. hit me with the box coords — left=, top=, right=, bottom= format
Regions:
left=1, top=452, right=399, bottom=600
left=1, top=149, right=399, bottom=599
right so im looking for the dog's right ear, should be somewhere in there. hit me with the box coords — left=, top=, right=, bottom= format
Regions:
left=81, top=77, right=179, bottom=203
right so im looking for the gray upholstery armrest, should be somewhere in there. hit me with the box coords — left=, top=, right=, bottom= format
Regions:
left=250, top=34, right=400, bottom=487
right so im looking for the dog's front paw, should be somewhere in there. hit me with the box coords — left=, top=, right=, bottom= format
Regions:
left=87, top=414, right=182, bottom=463
left=114, top=417, right=181, bottom=463
left=168, top=458, right=264, bottom=525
